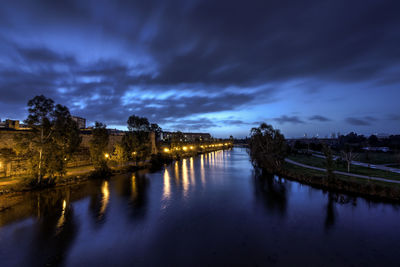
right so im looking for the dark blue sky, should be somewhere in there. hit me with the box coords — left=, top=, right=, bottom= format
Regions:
left=0, top=0, right=399, bottom=138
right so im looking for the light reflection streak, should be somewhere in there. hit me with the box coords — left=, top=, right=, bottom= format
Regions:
left=200, top=154, right=205, bottom=186
left=182, top=159, right=189, bottom=196
left=190, top=157, right=195, bottom=185
left=174, top=161, right=179, bottom=184
left=56, top=199, right=67, bottom=232
left=100, top=180, right=110, bottom=216
left=163, top=168, right=171, bottom=200
left=131, top=174, right=137, bottom=199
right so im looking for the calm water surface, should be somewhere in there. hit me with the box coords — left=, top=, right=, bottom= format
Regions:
left=1, top=148, right=399, bottom=266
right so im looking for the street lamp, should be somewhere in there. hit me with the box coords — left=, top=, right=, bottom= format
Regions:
left=104, top=153, right=110, bottom=159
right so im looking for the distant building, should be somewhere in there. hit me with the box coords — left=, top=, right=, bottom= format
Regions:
left=72, top=116, right=86, bottom=129
left=161, top=131, right=212, bottom=142
left=5, top=119, right=20, bottom=129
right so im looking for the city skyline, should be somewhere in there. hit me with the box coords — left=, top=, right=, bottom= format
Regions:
left=0, top=0, right=399, bottom=138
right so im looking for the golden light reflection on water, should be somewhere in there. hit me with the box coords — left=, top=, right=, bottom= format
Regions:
left=200, top=154, right=205, bottom=186
left=190, top=157, right=195, bottom=185
left=182, top=159, right=189, bottom=196
left=131, top=174, right=137, bottom=199
left=163, top=168, right=171, bottom=200
left=174, top=161, right=179, bottom=184
left=56, top=199, right=67, bottom=232
left=100, top=180, right=110, bottom=216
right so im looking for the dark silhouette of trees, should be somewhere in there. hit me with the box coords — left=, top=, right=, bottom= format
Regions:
left=323, top=145, right=335, bottom=183
left=16, top=95, right=81, bottom=184
left=122, top=115, right=152, bottom=164
left=249, top=123, right=287, bottom=173
left=89, top=122, right=109, bottom=173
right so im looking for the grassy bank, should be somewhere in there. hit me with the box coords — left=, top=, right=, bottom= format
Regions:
left=281, top=161, right=400, bottom=202
left=288, top=154, right=400, bottom=181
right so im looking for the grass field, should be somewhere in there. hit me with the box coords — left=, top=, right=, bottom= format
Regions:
left=283, top=162, right=400, bottom=189
left=355, top=152, right=400, bottom=165
left=288, top=154, right=400, bottom=181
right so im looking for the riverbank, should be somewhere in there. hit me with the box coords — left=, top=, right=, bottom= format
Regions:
left=0, top=147, right=232, bottom=210
left=280, top=161, right=400, bottom=202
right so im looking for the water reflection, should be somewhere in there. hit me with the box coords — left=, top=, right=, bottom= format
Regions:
left=200, top=154, right=205, bottom=186
left=182, top=158, right=189, bottom=197
left=129, top=173, right=150, bottom=218
left=190, top=157, right=196, bottom=186
left=324, top=192, right=357, bottom=231
left=253, top=172, right=288, bottom=217
left=89, top=180, right=110, bottom=225
left=163, top=168, right=171, bottom=201
left=1, top=149, right=400, bottom=266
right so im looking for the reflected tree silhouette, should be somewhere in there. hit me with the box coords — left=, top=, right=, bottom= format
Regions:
left=129, top=173, right=150, bottom=219
left=253, top=170, right=288, bottom=217
left=324, top=192, right=357, bottom=231
left=25, top=189, right=78, bottom=267
left=88, top=179, right=110, bottom=226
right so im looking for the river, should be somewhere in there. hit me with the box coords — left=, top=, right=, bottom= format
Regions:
left=0, top=148, right=399, bottom=266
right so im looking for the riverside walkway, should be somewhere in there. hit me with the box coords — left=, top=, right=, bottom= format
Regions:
left=285, top=158, right=400, bottom=184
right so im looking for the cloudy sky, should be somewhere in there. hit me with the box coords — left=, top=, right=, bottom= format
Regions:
left=0, top=0, right=399, bottom=138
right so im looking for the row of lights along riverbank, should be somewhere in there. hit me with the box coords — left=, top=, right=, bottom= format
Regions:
left=162, top=143, right=231, bottom=153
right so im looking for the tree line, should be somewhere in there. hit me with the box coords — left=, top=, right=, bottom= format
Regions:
left=8, top=95, right=162, bottom=185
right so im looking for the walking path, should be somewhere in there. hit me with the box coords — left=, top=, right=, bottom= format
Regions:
left=311, top=153, right=400, bottom=174
left=285, top=158, right=400, bottom=184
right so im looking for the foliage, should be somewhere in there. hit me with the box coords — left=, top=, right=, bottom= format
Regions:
left=112, top=143, right=127, bottom=165
left=249, top=123, right=287, bottom=173
left=323, top=145, right=335, bottom=183
left=121, top=115, right=152, bottom=164
left=89, top=122, right=109, bottom=172
left=127, top=115, right=150, bottom=132
left=150, top=123, right=162, bottom=139
left=15, top=95, right=81, bottom=184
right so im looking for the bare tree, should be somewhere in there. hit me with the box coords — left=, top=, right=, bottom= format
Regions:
left=341, top=146, right=356, bottom=173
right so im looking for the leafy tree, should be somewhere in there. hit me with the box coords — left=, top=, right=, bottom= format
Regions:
left=368, top=135, right=379, bottom=147
left=323, top=145, right=335, bottom=183
left=112, top=143, right=128, bottom=166
left=150, top=123, right=162, bottom=139
left=17, top=95, right=81, bottom=183
left=249, top=123, right=287, bottom=173
left=89, top=122, right=109, bottom=172
left=127, top=115, right=150, bottom=132
left=122, top=115, right=152, bottom=164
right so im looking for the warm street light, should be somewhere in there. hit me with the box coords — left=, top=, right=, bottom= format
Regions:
left=104, top=153, right=110, bottom=159
left=164, top=148, right=170, bottom=153
left=182, top=146, right=188, bottom=151
left=190, top=146, right=194, bottom=150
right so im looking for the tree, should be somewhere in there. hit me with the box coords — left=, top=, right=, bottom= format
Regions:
left=112, top=143, right=127, bottom=166
left=249, top=123, right=287, bottom=173
left=150, top=123, right=162, bottom=140
left=89, top=122, right=109, bottom=172
left=122, top=115, right=152, bottom=165
left=17, top=95, right=81, bottom=184
left=323, top=145, right=335, bottom=183
left=127, top=115, right=150, bottom=132
left=368, top=135, right=379, bottom=147
left=341, top=145, right=356, bottom=173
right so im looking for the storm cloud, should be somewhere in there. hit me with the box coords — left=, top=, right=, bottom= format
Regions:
left=0, top=0, right=399, bottom=136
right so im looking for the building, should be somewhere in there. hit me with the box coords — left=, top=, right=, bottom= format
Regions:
left=72, top=116, right=86, bottom=129
left=161, top=131, right=212, bottom=142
